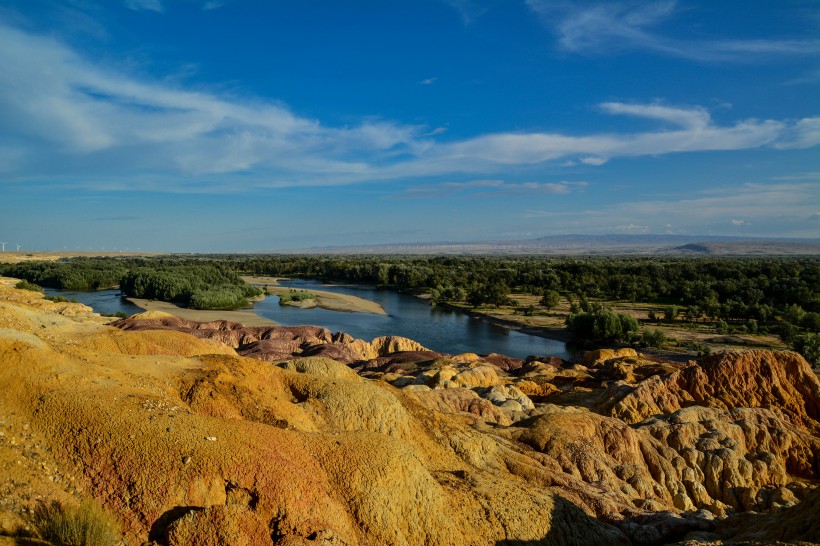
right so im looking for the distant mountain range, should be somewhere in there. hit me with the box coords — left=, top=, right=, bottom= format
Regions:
left=288, top=234, right=820, bottom=256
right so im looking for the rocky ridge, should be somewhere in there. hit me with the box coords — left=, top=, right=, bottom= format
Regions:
left=0, top=281, right=818, bottom=545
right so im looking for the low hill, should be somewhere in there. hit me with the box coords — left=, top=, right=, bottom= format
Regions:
left=286, top=234, right=820, bottom=256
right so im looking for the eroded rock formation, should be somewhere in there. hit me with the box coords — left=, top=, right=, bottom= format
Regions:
left=0, top=280, right=818, bottom=545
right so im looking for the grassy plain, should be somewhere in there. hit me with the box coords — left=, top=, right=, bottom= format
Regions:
left=445, top=293, right=787, bottom=358
left=0, top=251, right=160, bottom=264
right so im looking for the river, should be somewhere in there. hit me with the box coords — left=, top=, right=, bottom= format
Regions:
left=45, top=280, right=570, bottom=359
left=43, top=287, right=144, bottom=317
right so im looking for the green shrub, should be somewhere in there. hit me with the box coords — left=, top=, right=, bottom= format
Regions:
left=15, top=279, right=43, bottom=292
left=279, top=290, right=317, bottom=304
left=539, top=290, right=560, bottom=310
left=566, top=307, right=639, bottom=343
left=793, top=333, right=819, bottom=367
left=641, top=328, right=666, bottom=348
left=29, top=499, right=120, bottom=546
left=44, top=295, right=80, bottom=303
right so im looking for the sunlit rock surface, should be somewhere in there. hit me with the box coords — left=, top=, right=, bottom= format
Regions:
left=0, top=278, right=818, bottom=545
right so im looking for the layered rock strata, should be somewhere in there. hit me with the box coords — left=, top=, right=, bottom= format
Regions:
left=0, top=282, right=818, bottom=545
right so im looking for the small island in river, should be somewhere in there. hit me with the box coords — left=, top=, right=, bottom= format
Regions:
left=242, top=276, right=388, bottom=315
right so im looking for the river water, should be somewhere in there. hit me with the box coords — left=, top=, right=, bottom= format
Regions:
left=45, top=280, right=570, bottom=359
left=254, top=280, right=569, bottom=359
left=43, top=288, right=144, bottom=317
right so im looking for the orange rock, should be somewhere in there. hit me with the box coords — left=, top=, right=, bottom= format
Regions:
left=610, top=350, right=820, bottom=431
left=2, top=279, right=818, bottom=545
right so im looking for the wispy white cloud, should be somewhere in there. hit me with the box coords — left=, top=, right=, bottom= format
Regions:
left=425, top=105, right=787, bottom=169
left=523, top=183, right=820, bottom=238
left=599, top=102, right=710, bottom=129
left=783, top=68, right=820, bottom=86
left=526, top=0, right=820, bottom=62
left=441, top=0, right=489, bottom=24
left=395, top=179, right=588, bottom=199
left=418, top=77, right=437, bottom=85
left=124, top=0, right=164, bottom=13
left=615, top=224, right=649, bottom=233
left=423, top=127, right=448, bottom=137
left=774, top=117, right=820, bottom=150
left=0, top=22, right=421, bottom=187
left=0, top=22, right=816, bottom=193
left=772, top=172, right=820, bottom=181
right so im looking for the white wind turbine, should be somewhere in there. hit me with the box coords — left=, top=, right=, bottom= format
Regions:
left=16, top=244, right=21, bottom=251
left=0, top=242, right=6, bottom=251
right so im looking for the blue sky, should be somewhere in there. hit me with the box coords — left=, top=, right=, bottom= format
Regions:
left=0, top=0, right=818, bottom=252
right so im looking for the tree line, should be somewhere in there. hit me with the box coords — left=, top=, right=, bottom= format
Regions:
left=234, top=255, right=819, bottom=361
left=235, top=255, right=818, bottom=316
left=0, top=257, right=261, bottom=310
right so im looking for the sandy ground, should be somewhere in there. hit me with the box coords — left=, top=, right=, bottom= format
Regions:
left=127, top=298, right=279, bottom=327
left=0, top=251, right=161, bottom=264
left=242, top=276, right=387, bottom=315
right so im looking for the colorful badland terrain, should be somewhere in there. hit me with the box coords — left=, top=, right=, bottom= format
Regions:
left=0, top=277, right=819, bottom=545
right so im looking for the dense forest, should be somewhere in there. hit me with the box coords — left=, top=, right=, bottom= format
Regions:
left=0, top=258, right=261, bottom=310
left=238, top=255, right=819, bottom=316
left=2, top=255, right=818, bottom=362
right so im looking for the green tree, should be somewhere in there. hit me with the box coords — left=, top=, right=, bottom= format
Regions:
left=566, top=307, right=639, bottom=343
left=641, top=328, right=666, bottom=348
left=785, top=304, right=806, bottom=325
left=684, top=305, right=702, bottom=323
left=802, top=312, right=820, bottom=333
left=793, top=333, right=819, bottom=367
left=15, top=279, right=43, bottom=292
left=539, top=290, right=560, bottom=311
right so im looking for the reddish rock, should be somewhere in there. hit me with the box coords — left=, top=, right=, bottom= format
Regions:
left=479, top=352, right=525, bottom=372
left=609, top=350, right=820, bottom=431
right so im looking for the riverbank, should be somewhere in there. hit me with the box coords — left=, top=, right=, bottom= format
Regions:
left=439, top=295, right=788, bottom=360
left=438, top=301, right=574, bottom=343
left=126, top=298, right=279, bottom=327
left=242, top=276, right=387, bottom=315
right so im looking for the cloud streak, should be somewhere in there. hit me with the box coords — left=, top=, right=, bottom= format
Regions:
left=124, top=0, right=164, bottom=13
left=0, top=22, right=816, bottom=193
left=523, top=182, right=820, bottom=238
left=526, top=0, right=820, bottom=62
left=394, top=179, right=588, bottom=199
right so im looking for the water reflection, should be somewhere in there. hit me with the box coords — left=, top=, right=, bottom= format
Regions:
left=42, top=288, right=143, bottom=317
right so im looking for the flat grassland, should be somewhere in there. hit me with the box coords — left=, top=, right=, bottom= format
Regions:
left=0, top=251, right=160, bottom=264
left=448, top=293, right=787, bottom=357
